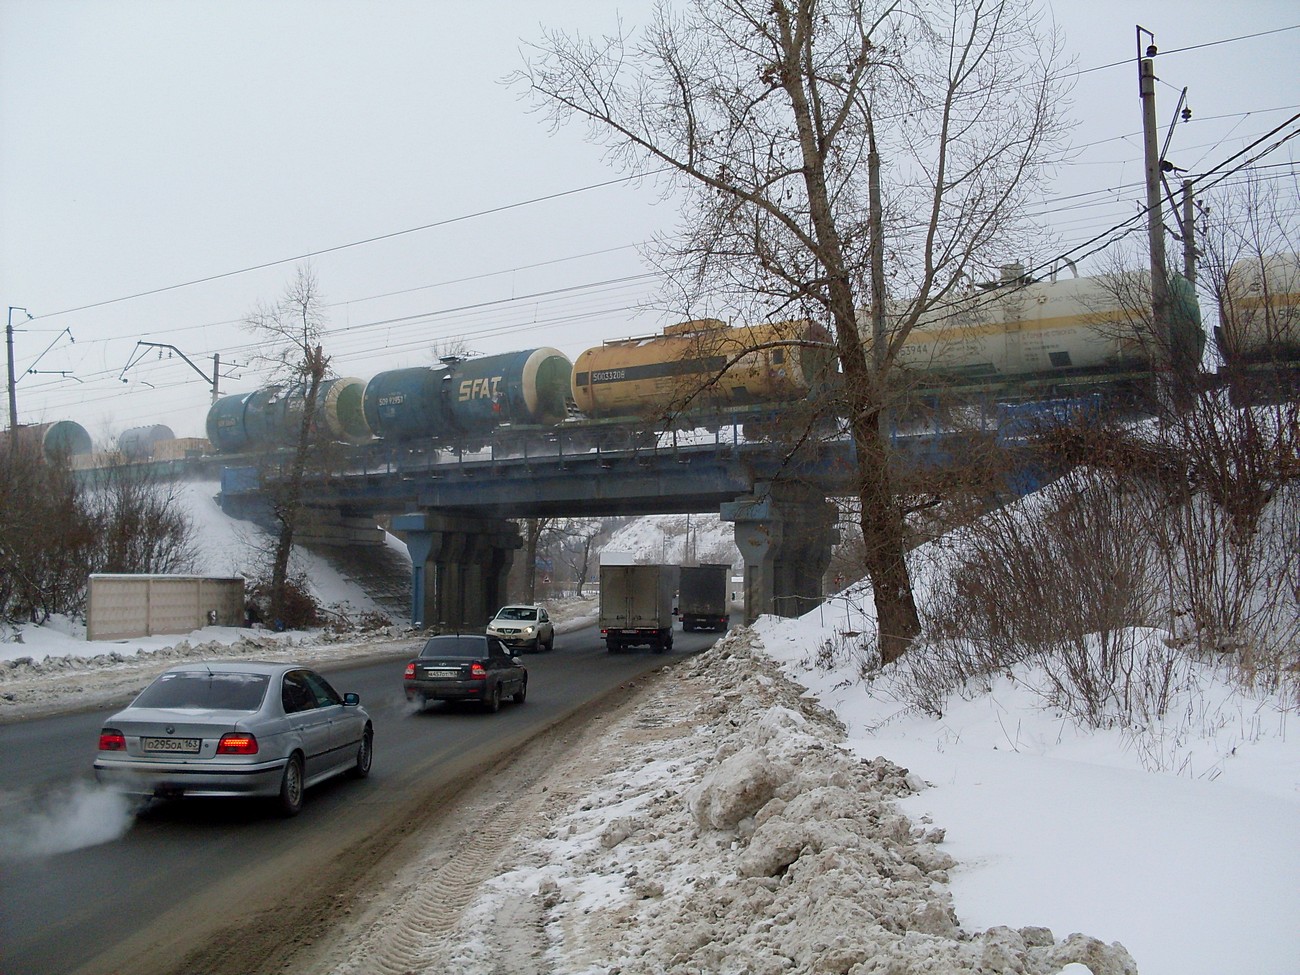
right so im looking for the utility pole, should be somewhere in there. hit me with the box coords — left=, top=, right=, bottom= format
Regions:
left=1138, top=32, right=1172, bottom=391
left=1182, top=179, right=1197, bottom=284
left=6, top=306, right=32, bottom=431
left=1138, top=29, right=1192, bottom=410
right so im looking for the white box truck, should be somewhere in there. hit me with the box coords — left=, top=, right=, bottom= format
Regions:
left=599, top=562, right=678, bottom=653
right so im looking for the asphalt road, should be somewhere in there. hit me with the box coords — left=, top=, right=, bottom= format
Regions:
left=0, top=622, right=722, bottom=975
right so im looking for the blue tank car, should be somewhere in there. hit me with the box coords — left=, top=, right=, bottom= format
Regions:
left=206, top=391, right=257, bottom=453
left=206, top=377, right=372, bottom=453
left=363, top=348, right=572, bottom=445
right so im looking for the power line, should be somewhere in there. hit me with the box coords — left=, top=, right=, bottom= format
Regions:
left=32, top=172, right=667, bottom=321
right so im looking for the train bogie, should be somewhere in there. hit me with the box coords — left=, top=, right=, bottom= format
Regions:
left=571, top=318, right=835, bottom=420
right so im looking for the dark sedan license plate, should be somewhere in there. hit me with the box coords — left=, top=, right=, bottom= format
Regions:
left=423, top=669, right=460, bottom=678
left=143, top=737, right=201, bottom=753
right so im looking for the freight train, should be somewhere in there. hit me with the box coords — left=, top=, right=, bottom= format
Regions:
left=20, top=256, right=1300, bottom=466
left=203, top=318, right=837, bottom=456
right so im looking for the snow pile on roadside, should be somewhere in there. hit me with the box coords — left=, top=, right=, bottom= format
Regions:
left=433, top=630, right=1137, bottom=975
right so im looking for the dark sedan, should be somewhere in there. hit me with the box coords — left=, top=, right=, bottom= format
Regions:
left=94, top=661, right=373, bottom=816
left=403, top=634, right=527, bottom=713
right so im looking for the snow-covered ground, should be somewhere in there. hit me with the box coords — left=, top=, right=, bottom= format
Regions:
left=1, top=486, right=1297, bottom=974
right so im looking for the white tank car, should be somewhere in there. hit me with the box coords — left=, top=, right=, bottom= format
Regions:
left=863, top=265, right=1203, bottom=383
left=1218, top=253, right=1300, bottom=364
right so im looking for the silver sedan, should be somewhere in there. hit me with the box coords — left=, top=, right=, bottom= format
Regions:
left=94, top=661, right=373, bottom=816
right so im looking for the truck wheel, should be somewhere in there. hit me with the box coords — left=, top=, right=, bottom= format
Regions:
left=666, top=631, right=674, bottom=650
left=606, top=639, right=620, bottom=653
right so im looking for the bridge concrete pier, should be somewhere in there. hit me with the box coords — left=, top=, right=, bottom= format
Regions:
left=721, top=482, right=837, bottom=624
left=391, top=511, right=520, bottom=630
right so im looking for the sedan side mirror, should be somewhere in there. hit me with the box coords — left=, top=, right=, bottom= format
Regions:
left=343, top=692, right=361, bottom=706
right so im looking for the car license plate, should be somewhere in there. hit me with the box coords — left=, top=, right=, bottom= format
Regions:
left=424, top=668, right=459, bottom=678
left=143, top=737, right=201, bottom=753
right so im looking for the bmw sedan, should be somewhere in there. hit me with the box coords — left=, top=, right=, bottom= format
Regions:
left=403, top=634, right=527, bottom=713
left=94, top=662, right=373, bottom=816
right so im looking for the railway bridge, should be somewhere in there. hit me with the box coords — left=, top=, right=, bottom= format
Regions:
left=218, top=425, right=1044, bottom=631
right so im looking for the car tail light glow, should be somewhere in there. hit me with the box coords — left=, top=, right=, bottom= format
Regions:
left=403, top=662, right=416, bottom=679
left=217, top=733, right=259, bottom=755
left=98, top=729, right=126, bottom=751
left=469, top=662, right=487, bottom=680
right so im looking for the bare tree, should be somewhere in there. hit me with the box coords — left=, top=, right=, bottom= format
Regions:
left=518, top=517, right=555, bottom=603
left=244, top=266, right=331, bottom=627
left=1197, top=167, right=1300, bottom=381
left=520, top=0, right=1069, bottom=661
left=0, top=442, right=196, bottom=625
left=550, top=517, right=605, bottom=596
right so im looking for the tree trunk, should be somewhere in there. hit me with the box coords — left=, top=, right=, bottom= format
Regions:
left=269, top=346, right=326, bottom=627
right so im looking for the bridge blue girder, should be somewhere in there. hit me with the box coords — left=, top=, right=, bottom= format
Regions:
left=286, top=437, right=863, bottom=519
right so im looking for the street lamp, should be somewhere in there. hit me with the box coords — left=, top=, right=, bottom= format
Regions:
left=6, top=306, right=33, bottom=432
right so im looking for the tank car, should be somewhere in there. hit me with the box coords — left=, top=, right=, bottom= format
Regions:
left=1217, top=253, right=1300, bottom=365
left=0, top=420, right=94, bottom=462
left=206, top=390, right=258, bottom=453
left=206, top=377, right=371, bottom=454
left=570, top=318, right=835, bottom=420
left=869, top=266, right=1204, bottom=383
left=363, top=348, right=573, bottom=446
left=117, top=424, right=176, bottom=460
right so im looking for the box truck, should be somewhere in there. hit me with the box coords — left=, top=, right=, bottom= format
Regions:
left=599, top=562, right=678, bottom=653
left=677, top=563, right=730, bottom=632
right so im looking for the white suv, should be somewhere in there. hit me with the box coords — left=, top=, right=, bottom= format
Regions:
left=486, top=604, right=555, bottom=653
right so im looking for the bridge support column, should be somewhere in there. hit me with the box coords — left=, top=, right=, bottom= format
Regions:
left=391, top=512, right=520, bottom=630
left=721, top=482, right=837, bottom=624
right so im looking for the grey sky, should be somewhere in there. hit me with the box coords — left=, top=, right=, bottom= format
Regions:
left=2, top=0, right=1296, bottom=441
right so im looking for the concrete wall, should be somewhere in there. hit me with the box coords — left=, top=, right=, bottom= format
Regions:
left=86, top=574, right=245, bottom=641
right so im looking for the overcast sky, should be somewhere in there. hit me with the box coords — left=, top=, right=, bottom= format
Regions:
left=1, top=0, right=1296, bottom=442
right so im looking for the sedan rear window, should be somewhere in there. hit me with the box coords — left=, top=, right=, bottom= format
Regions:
left=133, top=672, right=270, bottom=711
left=420, top=636, right=494, bottom=658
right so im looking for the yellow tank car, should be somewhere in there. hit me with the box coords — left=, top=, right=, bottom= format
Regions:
left=1218, top=253, right=1300, bottom=365
left=571, top=318, right=834, bottom=419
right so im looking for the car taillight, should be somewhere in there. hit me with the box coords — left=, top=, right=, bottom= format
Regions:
left=404, top=662, right=416, bottom=679
left=469, top=662, right=487, bottom=680
left=217, top=733, right=259, bottom=755
left=98, top=729, right=126, bottom=751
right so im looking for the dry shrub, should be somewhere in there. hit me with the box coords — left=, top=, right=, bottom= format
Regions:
left=908, top=393, right=1298, bottom=723
left=246, top=572, right=322, bottom=631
